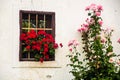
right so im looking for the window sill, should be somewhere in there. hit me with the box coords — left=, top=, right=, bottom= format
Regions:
left=13, top=61, right=61, bottom=68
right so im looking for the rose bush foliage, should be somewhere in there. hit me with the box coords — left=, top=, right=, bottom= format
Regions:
left=67, top=4, right=120, bottom=80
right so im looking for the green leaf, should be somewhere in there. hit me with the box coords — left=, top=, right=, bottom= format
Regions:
left=23, top=48, right=27, bottom=52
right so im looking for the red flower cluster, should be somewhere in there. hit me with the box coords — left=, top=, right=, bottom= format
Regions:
left=20, top=30, right=63, bottom=62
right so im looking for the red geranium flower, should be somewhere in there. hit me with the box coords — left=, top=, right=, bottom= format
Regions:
left=20, top=33, right=27, bottom=40
left=26, top=45, right=30, bottom=50
left=45, top=54, right=49, bottom=60
left=28, top=30, right=37, bottom=39
left=54, top=43, right=59, bottom=49
left=44, top=44, right=48, bottom=48
left=20, top=29, right=63, bottom=63
left=32, top=41, right=36, bottom=44
left=42, top=52, right=46, bottom=55
left=38, top=30, right=46, bottom=35
left=44, top=48, right=48, bottom=52
left=25, top=40, right=30, bottom=44
left=39, top=57, right=44, bottom=63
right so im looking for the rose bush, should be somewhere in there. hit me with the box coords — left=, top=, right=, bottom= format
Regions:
left=67, top=4, right=120, bottom=80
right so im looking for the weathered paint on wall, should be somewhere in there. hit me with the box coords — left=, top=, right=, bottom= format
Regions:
left=0, top=0, right=120, bottom=80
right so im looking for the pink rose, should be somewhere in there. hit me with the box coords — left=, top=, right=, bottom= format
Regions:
left=117, top=60, right=120, bottom=65
left=85, top=6, right=90, bottom=11
left=68, top=40, right=73, bottom=47
left=117, top=38, right=120, bottom=43
left=90, top=3, right=97, bottom=11
left=101, top=37, right=106, bottom=43
left=82, top=23, right=89, bottom=27
left=97, top=5, right=103, bottom=11
left=85, top=4, right=103, bottom=12
left=85, top=18, right=89, bottom=23
left=78, top=26, right=88, bottom=33
left=81, top=27, right=86, bottom=32
left=73, top=40, right=79, bottom=46
left=90, top=18, right=95, bottom=24
left=98, top=20, right=103, bottom=26
left=68, top=40, right=79, bottom=47
left=86, top=18, right=91, bottom=24
left=109, top=58, right=114, bottom=63
left=95, top=11, right=101, bottom=16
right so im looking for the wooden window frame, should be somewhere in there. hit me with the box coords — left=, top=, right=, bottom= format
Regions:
left=19, top=10, right=55, bottom=61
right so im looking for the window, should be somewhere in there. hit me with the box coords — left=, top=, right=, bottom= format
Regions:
left=19, top=10, right=55, bottom=61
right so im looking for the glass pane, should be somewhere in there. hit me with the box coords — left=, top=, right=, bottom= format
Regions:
left=22, top=29, right=28, bottom=33
left=30, top=14, right=36, bottom=28
left=30, top=52, right=36, bottom=58
left=45, top=30, right=52, bottom=34
left=22, top=52, right=28, bottom=58
left=46, top=15, right=52, bottom=28
left=22, top=13, right=28, bottom=28
left=38, top=14, right=44, bottom=28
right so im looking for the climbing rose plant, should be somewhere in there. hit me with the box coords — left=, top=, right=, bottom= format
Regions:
left=20, top=30, right=63, bottom=62
left=67, top=4, right=120, bottom=80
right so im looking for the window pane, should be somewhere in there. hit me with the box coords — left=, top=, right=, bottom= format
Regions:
left=22, top=52, right=28, bottom=58
left=45, top=30, right=52, bottom=34
left=30, top=14, right=36, bottom=28
left=38, top=14, right=44, bottom=28
left=30, top=53, right=36, bottom=58
left=22, top=29, right=28, bottom=33
left=46, top=15, right=52, bottom=28
left=22, top=13, right=29, bottom=28
left=22, top=13, right=28, bottom=19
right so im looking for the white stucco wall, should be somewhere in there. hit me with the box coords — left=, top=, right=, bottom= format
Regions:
left=0, top=0, right=120, bottom=80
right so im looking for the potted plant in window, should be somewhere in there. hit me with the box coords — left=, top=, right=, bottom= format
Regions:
left=20, top=30, right=63, bottom=62
left=67, top=4, right=120, bottom=80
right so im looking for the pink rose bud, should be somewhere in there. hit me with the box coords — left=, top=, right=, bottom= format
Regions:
left=60, top=43, right=63, bottom=48
left=117, top=38, right=120, bottom=43
left=69, top=48, right=72, bottom=52
left=68, top=40, right=73, bottom=47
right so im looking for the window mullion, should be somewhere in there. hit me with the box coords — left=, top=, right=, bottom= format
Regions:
left=28, top=14, right=31, bottom=31
left=44, top=14, right=46, bottom=31
left=28, top=13, right=31, bottom=59
left=36, top=14, right=38, bottom=31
